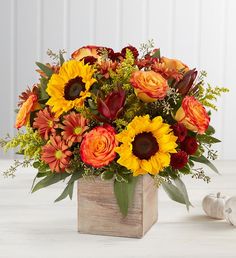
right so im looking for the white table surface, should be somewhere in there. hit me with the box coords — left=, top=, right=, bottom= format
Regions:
left=0, top=159, right=236, bottom=258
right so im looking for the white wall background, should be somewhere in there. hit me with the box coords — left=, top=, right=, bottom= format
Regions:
left=0, top=0, right=235, bottom=160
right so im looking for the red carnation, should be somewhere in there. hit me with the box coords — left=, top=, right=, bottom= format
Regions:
left=180, top=136, right=198, bottom=155
left=171, top=123, right=187, bottom=142
left=170, top=151, right=188, bottom=170
left=121, top=45, right=139, bottom=59
left=97, top=89, right=126, bottom=121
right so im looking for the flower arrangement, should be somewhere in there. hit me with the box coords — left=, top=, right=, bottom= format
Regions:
left=1, top=40, right=228, bottom=216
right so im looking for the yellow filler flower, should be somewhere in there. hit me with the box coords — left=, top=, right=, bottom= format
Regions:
left=115, top=115, right=178, bottom=176
left=46, top=60, right=96, bottom=117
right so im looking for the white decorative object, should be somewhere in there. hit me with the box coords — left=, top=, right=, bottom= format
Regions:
left=202, top=192, right=228, bottom=219
left=225, top=196, right=236, bottom=226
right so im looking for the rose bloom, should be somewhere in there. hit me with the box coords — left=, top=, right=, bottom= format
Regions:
left=71, top=45, right=101, bottom=61
left=15, top=95, right=40, bottom=129
left=161, top=57, right=189, bottom=73
left=130, top=70, right=169, bottom=102
left=80, top=125, right=118, bottom=168
left=175, top=96, right=210, bottom=134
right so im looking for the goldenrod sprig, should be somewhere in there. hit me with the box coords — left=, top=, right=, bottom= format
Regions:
left=4, top=127, right=44, bottom=159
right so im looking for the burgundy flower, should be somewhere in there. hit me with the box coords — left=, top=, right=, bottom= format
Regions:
left=170, top=151, right=188, bottom=170
left=105, top=47, right=116, bottom=60
left=175, top=69, right=198, bottom=96
left=97, top=89, right=126, bottom=120
left=180, top=136, right=198, bottom=155
left=82, top=56, right=97, bottom=65
left=121, top=45, right=139, bottom=59
left=171, top=123, right=187, bottom=142
left=110, top=52, right=123, bottom=61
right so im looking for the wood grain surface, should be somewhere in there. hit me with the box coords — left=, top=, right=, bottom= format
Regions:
left=77, top=175, right=158, bottom=238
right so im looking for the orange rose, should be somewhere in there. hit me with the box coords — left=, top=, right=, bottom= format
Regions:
left=175, top=96, right=210, bottom=134
left=162, top=57, right=189, bottom=73
left=130, top=70, right=169, bottom=102
left=71, top=45, right=101, bottom=61
left=15, top=95, right=40, bottom=129
left=80, top=125, right=118, bottom=168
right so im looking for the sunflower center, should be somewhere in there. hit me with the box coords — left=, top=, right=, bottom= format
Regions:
left=64, top=76, right=85, bottom=100
left=132, top=132, right=159, bottom=160
left=55, top=150, right=63, bottom=159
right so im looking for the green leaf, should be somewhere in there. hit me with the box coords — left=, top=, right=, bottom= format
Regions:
left=114, top=175, right=138, bottom=217
left=36, top=173, right=47, bottom=178
left=36, top=62, right=53, bottom=78
left=205, top=125, right=215, bottom=135
left=29, top=110, right=38, bottom=127
left=190, top=155, right=220, bottom=174
left=59, top=52, right=65, bottom=65
left=197, top=134, right=221, bottom=144
left=193, top=147, right=203, bottom=157
left=101, top=171, right=114, bottom=181
left=32, top=173, right=70, bottom=193
left=67, top=172, right=83, bottom=184
left=179, top=164, right=191, bottom=174
left=162, top=181, right=186, bottom=205
left=55, top=172, right=83, bottom=202
left=39, top=77, right=49, bottom=100
left=33, top=161, right=40, bottom=169
left=15, top=152, right=24, bottom=155
left=38, top=98, right=49, bottom=105
left=174, top=178, right=192, bottom=211
left=88, top=99, right=97, bottom=110
left=31, top=174, right=38, bottom=192
left=115, top=173, right=128, bottom=183
left=151, top=48, right=160, bottom=58
left=188, top=159, right=194, bottom=167
left=55, top=183, right=74, bottom=202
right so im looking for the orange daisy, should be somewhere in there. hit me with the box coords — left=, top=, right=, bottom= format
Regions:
left=18, top=84, right=39, bottom=107
left=61, top=112, right=88, bottom=146
left=41, top=136, right=72, bottom=173
left=33, top=107, right=59, bottom=140
left=15, top=89, right=41, bottom=129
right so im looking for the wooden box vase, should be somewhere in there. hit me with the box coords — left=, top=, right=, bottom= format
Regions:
left=77, top=174, right=158, bottom=238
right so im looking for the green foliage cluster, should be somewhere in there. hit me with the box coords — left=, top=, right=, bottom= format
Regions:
left=123, top=95, right=145, bottom=122
left=2, top=159, right=32, bottom=178
left=110, top=49, right=137, bottom=84
left=46, top=49, right=66, bottom=65
left=198, top=84, right=229, bottom=110
left=4, top=127, right=44, bottom=159
left=139, top=39, right=155, bottom=57
left=194, top=71, right=229, bottom=111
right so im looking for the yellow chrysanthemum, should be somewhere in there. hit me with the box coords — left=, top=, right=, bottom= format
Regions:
left=46, top=60, right=96, bottom=117
left=115, top=115, right=178, bottom=176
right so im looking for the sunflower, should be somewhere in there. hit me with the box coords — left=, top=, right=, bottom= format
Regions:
left=46, top=60, right=96, bottom=117
left=115, top=115, right=178, bottom=176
